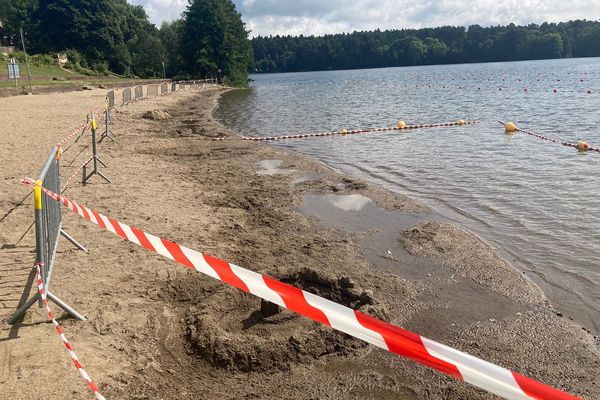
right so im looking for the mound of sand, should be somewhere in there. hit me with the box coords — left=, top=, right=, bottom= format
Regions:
left=142, top=110, right=172, bottom=120
left=184, top=268, right=386, bottom=372
left=400, top=221, right=545, bottom=305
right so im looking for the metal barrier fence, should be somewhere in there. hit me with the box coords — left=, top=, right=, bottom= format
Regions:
left=123, top=87, right=132, bottom=105
left=9, top=147, right=87, bottom=323
left=9, top=80, right=196, bottom=323
left=148, top=84, right=159, bottom=97
left=171, top=82, right=177, bottom=92
left=106, top=90, right=115, bottom=109
left=134, top=85, right=143, bottom=100
left=177, top=79, right=218, bottom=90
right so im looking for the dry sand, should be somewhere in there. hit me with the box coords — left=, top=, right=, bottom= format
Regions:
left=0, top=87, right=598, bottom=399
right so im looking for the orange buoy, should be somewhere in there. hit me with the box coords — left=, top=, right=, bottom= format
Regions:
left=577, top=142, right=590, bottom=152
left=457, top=119, right=465, bottom=126
left=396, top=120, right=407, bottom=129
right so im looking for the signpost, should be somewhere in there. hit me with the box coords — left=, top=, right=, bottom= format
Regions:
left=7, top=58, right=20, bottom=88
left=19, top=28, right=33, bottom=93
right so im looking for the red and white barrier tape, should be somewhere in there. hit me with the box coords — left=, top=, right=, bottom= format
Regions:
left=213, top=121, right=479, bottom=142
left=62, top=154, right=93, bottom=192
left=498, top=121, right=600, bottom=153
left=21, top=177, right=581, bottom=400
left=56, top=123, right=91, bottom=150
left=57, top=105, right=103, bottom=144
left=34, top=262, right=106, bottom=400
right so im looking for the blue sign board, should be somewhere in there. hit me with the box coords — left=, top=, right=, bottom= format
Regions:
left=8, top=63, right=20, bottom=79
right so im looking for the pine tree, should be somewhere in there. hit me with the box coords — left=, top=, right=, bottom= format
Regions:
left=180, top=0, right=253, bottom=86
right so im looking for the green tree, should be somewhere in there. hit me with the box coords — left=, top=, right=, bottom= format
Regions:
left=128, top=30, right=165, bottom=77
left=159, top=20, right=184, bottom=77
left=393, top=36, right=426, bottom=65
left=113, top=42, right=132, bottom=75
left=424, top=37, right=448, bottom=62
left=573, top=26, right=600, bottom=57
left=30, top=0, right=123, bottom=61
left=527, top=33, right=563, bottom=59
left=180, top=0, right=253, bottom=86
left=1, top=0, right=38, bottom=35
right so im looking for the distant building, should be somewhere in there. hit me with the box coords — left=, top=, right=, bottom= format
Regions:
left=57, top=52, right=68, bottom=65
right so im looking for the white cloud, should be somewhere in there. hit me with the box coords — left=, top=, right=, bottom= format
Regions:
left=128, top=0, right=187, bottom=26
left=130, top=0, right=600, bottom=37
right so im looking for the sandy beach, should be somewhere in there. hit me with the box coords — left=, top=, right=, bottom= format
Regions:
left=0, top=87, right=598, bottom=399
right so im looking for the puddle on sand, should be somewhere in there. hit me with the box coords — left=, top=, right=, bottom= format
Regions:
left=300, top=193, right=529, bottom=345
left=289, top=173, right=324, bottom=186
left=300, top=193, right=425, bottom=233
left=256, top=159, right=296, bottom=176
left=299, top=193, right=441, bottom=280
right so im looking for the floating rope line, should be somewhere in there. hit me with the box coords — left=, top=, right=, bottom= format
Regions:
left=211, top=120, right=479, bottom=141
left=499, top=121, right=600, bottom=153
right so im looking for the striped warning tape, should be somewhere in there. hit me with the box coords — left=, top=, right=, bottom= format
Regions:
left=34, top=262, right=106, bottom=400
left=61, top=153, right=93, bottom=193
left=56, top=123, right=91, bottom=151
left=20, top=177, right=580, bottom=400
left=55, top=105, right=105, bottom=150
left=212, top=121, right=479, bottom=142
left=499, top=121, right=600, bottom=153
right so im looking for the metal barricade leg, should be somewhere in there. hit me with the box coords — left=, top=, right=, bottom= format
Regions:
left=60, top=229, right=88, bottom=252
left=46, top=291, right=86, bottom=321
left=98, top=109, right=117, bottom=144
left=8, top=292, right=40, bottom=324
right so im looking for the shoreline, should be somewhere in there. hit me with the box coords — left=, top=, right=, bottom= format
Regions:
left=0, top=87, right=598, bottom=399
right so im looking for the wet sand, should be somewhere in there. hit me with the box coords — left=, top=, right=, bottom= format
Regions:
left=0, top=87, right=598, bottom=399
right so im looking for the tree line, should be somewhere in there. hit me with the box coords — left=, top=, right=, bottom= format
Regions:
left=0, top=0, right=253, bottom=85
left=252, top=20, right=600, bottom=73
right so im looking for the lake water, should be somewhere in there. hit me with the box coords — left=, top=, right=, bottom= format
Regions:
left=215, top=58, right=600, bottom=334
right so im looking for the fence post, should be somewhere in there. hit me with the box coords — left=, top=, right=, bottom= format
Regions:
left=83, top=113, right=111, bottom=185
left=99, top=97, right=117, bottom=143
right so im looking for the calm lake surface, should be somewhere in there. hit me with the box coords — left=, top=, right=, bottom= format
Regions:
left=215, top=58, right=600, bottom=334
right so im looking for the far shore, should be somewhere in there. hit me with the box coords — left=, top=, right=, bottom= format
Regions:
left=0, top=86, right=598, bottom=399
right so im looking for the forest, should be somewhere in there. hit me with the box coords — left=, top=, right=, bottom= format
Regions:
left=252, top=20, right=600, bottom=73
left=0, top=0, right=253, bottom=85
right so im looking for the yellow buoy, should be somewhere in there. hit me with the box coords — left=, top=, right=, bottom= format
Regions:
left=457, top=119, right=465, bottom=126
left=396, top=120, right=406, bottom=129
left=341, top=128, right=348, bottom=135
left=504, top=122, right=517, bottom=134
left=577, top=141, right=589, bottom=152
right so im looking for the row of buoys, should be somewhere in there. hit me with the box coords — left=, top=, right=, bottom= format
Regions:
left=236, top=120, right=478, bottom=141
left=502, top=121, right=595, bottom=152
left=380, top=83, right=594, bottom=94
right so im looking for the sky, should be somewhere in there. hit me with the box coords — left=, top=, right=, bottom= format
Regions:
left=129, top=0, right=600, bottom=37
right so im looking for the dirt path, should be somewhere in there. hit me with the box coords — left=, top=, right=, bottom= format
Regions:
left=0, top=88, right=598, bottom=399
